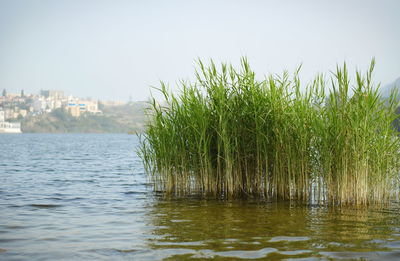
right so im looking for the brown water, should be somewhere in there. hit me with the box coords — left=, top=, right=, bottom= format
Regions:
left=148, top=199, right=400, bottom=260
left=1, top=134, right=400, bottom=260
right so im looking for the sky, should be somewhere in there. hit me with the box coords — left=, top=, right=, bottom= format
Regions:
left=0, top=0, right=399, bottom=102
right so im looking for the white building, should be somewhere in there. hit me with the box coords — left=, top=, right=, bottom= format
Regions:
left=33, top=98, right=46, bottom=112
left=65, top=98, right=101, bottom=117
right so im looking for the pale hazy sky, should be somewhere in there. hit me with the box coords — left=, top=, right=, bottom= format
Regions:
left=0, top=0, right=399, bottom=101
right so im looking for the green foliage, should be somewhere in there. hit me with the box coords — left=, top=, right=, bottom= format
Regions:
left=21, top=105, right=146, bottom=133
left=140, top=58, right=400, bottom=205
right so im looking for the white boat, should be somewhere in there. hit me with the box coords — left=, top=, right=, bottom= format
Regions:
left=0, top=111, right=22, bottom=133
left=0, top=121, right=22, bottom=133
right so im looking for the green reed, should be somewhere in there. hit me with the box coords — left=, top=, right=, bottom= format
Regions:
left=139, top=58, right=400, bottom=205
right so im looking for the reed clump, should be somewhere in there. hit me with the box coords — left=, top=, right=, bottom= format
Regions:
left=139, top=58, right=400, bottom=205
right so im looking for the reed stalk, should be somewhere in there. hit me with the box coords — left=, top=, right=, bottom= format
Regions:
left=139, top=58, right=400, bottom=205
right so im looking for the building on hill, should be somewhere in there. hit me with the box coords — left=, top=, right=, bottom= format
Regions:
left=65, top=99, right=101, bottom=117
left=5, top=93, right=19, bottom=100
left=100, top=101, right=126, bottom=106
left=33, top=98, right=46, bottom=112
left=40, top=90, right=64, bottom=99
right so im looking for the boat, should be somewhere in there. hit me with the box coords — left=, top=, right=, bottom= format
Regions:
left=0, top=111, right=22, bottom=133
left=0, top=121, right=22, bottom=133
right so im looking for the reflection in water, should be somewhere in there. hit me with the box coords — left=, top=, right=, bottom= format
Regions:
left=147, top=199, right=400, bottom=260
left=2, top=134, right=400, bottom=260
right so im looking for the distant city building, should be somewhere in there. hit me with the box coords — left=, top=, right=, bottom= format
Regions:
left=40, top=90, right=64, bottom=99
left=33, top=98, right=46, bottom=112
left=66, top=99, right=101, bottom=117
left=54, top=100, right=62, bottom=109
left=0, top=89, right=103, bottom=120
left=19, top=109, right=27, bottom=118
left=101, top=101, right=126, bottom=106
left=4, top=109, right=15, bottom=119
left=5, top=93, right=19, bottom=99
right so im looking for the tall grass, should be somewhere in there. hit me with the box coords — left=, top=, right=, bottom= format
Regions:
left=139, top=58, right=400, bottom=205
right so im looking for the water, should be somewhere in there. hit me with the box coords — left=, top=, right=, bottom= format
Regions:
left=1, top=134, right=400, bottom=260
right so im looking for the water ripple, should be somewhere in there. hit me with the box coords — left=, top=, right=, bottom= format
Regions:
left=2, top=134, right=400, bottom=261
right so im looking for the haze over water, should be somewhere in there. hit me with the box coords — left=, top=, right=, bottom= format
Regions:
left=1, top=134, right=400, bottom=260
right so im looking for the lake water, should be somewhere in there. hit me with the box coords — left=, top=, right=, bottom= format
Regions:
left=1, top=134, right=400, bottom=260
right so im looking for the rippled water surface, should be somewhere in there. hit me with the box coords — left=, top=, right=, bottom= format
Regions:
left=1, top=134, right=400, bottom=260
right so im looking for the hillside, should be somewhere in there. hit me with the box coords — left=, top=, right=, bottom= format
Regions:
left=20, top=102, right=148, bottom=133
left=381, top=77, right=400, bottom=98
